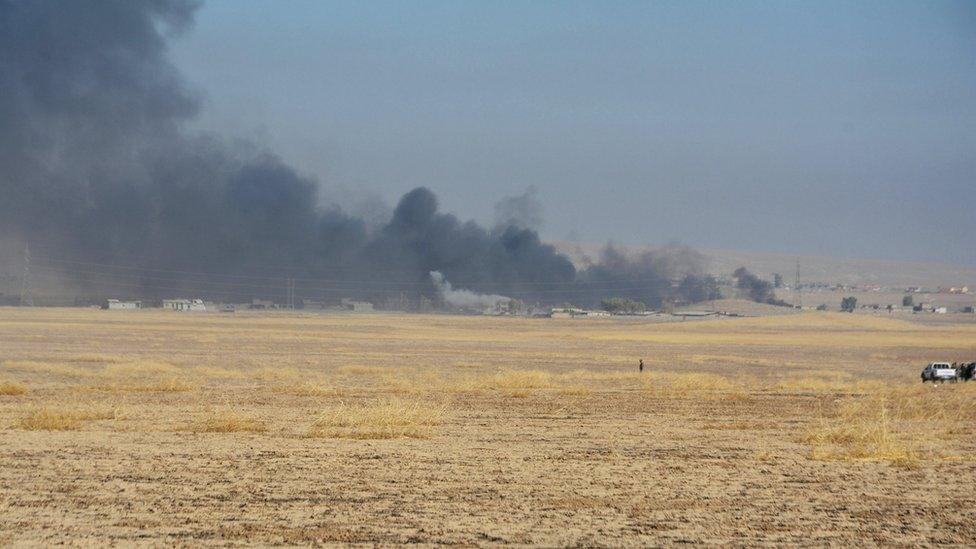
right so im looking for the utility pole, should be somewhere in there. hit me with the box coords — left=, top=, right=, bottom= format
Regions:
left=19, top=243, right=34, bottom=307
left=793, top=259, right=801, bottom=310
left=285, top=277, right=295, bottom=309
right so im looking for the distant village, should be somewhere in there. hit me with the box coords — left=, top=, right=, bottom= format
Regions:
left=2, top=265, right=973, bottom=318
left=91, top=281, right=975, bottom=319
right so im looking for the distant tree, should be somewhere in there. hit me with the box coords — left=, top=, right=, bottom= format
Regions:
left=773, top=273, right=783, bottom=288
left=902, top=295, right=913, bottom=307
left=676, top=274, right=722, bottom=304
left=840, top=296, right=857, bottom=313
left=601, top=297, right=646, bottom=314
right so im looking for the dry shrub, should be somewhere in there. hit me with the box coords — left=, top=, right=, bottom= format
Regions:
left=274, top=380, right=338, bottom=397
left=87, top=376, right=194, bottom=393
left=17, top=404, right=122, bottom=431
left=336, top=364, right=386, bottom=377
left=803, top=398, right=919, bottom=466
left=562, top=369, right=639, bottom=383
left=70, top=354, right=129, bottom=363
left=194, top=366, right=242, bottom=379
left=0, top=380, right=27, bottom=395
left=89, top=360, right=192, bottom=392
left=382, top=371, right=456, bottom=394
left=432, top=374, right=487, bottom=393
left=415, top=369, right=553, bottom=396
left=774, top=377, right=885, bottom=394
left=248, top=366, right=303, bottom=381
left=193, top=410, right=267, bottom=433
left=3, top=360, right=93, bottom=378
left=641, top=372, right=745, bottom=399
left=803, top=384, right=976, bottom=465
left=307, top=397, right=447, bottom=439
left=102, top=360, right=179, bottom=377
left=490, top=369, right=552, bottom=390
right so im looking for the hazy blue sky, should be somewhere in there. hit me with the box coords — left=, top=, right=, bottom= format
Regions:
left=171, top=1, right=976, bottom=264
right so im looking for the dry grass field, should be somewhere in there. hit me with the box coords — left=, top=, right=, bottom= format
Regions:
left=1, top=307, right=975, bottom=545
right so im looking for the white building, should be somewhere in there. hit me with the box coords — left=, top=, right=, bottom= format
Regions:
left=162, top=298, right=206, bottom=311
left=104, top=299, right=141, bottom=310
left=341, top=298, right=374, bottom=312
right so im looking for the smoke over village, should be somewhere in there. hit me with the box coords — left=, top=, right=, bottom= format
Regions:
left=0, top=0, right=723, bottom=311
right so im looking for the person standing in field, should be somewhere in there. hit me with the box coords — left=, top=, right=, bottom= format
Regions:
left=639, top=359, right=644, bottom=372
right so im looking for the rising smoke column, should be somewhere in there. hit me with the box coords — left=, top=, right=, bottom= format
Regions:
left=576, top=244, right=709, bottom=308
left=0, top=0, right=722, bottom=309
left=0, top=1, right=579, bottom=303
left=429, top=271, right=512, bottom=310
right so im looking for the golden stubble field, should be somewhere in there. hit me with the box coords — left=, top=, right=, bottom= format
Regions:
left=1, top=307, right=975, bottom=546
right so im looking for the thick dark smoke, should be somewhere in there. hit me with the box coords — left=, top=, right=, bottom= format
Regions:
left=732, top=267, right=787, bottom=306
left=0, top=1, right=717, bottom=309
left=575, top=244, right=713, bottom=309
left=493, top=186, right=543, bottom=232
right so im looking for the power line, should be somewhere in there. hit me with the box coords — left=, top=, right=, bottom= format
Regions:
left=30, top=266, right=679, bottom=298
left=793, top=258, right=801, bottom=309
left=31, top=254, right=691, bottom=289
left=19, top=243, right=34, bottom=307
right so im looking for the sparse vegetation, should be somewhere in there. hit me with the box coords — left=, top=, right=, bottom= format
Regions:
left=3, top=307, right=976, bottom=545
left=3, top=360, right=94, bottom=378
left=87, top=377, right=194, bottom=393
left=0, top=380, right=27, bottom=395
left=17, top=404, right=122, bottom=431
left=486, top=369, right=553, bottom=396
left=307, top=397, right=447, bottom=439
left=274, top=380, right=338, bottom=397
left=102, top=360, right=180, bottom=377
left=192, top=410, right=268, bottom=433
left=642, top=371, right=746, bottom=399
left=802, top=385, right=976, bottom=464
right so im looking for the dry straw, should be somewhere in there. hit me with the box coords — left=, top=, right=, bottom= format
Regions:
left=307, top=397, right=448, bottom=439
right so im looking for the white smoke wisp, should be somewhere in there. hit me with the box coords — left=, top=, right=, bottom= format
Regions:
left=429, top=271, right=512, bottom=310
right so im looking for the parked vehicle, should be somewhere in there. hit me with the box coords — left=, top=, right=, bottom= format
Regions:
left=921, top=362, right=958, bottom=382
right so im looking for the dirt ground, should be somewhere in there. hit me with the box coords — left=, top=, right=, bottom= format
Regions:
left=1, top=307, right=975, bottom=546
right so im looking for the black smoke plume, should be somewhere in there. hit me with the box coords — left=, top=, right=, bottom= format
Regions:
left=732, top=267, right=788, bottom=306
left=575, top=244, right=711, bottom=309
left=0, top=1, right=580, bottom=305
left=493, top=186, right=543, bottom=233
left=0, top=1, right=717, bottom=309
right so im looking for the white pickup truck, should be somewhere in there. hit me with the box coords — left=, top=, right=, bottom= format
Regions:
left=921, top=362, right=958, bottom=382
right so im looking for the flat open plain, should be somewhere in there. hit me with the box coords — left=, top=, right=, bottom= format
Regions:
left=1, top=307, right=975, bottom=546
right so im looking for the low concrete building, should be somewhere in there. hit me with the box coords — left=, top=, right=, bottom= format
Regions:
left=341, top=298, right=374, bottom=312
left=104, top=299, right=141, bottom=310
left=162, top=298, right=206, bottom=312
left=673, top=310, right=718, bottom=318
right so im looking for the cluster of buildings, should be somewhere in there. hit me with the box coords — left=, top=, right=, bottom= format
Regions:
left=102, top=297, right=377, bottom=313
left=104, top=298, right=207, bottom=311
